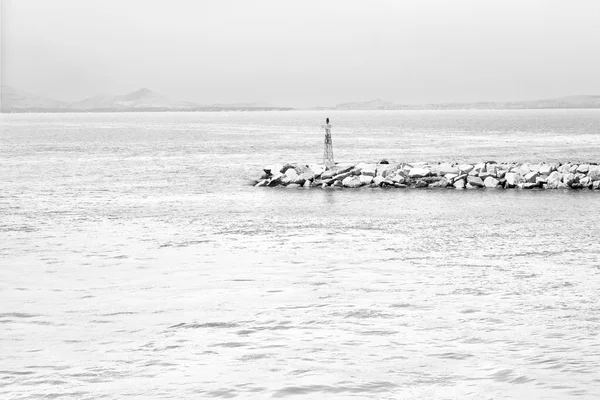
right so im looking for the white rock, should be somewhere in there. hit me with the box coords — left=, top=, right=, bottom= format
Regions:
left=539, top=164, right=554, bottom=175
left=285, top=168, right=298, bottom=181
left=373, top=176, right=385, bottom=186
left=359, top=175, right=373, bottom=185
left=438, top=163, right=459, bottom=175
left=308, top=164, right=325, bottom=176
left=484, top=177, right=500, bottom=188
left=458, top=164, right=473, bottom=174
left=408, top=167, right=431, bottom=178
left=577, top=164, right=590, bottom=174
left=453, top=179, right=465, bottom=189
left=524, top=171, right=539, bottom=183
left=342, top=176, right=363, bottom=188
left=467, top=176, right=484, bottom=187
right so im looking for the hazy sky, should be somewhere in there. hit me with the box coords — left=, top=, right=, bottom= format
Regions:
left=2, top=0, right=600, bottom=107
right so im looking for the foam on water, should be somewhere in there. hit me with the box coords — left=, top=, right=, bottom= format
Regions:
left=1, top=110, right=600, bottom=399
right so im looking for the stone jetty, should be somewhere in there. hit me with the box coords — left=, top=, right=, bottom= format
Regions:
left=255, top=161, right=600, bottom=190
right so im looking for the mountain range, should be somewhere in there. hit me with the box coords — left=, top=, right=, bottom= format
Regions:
left=329, top=96, right=600, bottom=110
left=0, top=86, right=292, bottom=112
left=2, top=85, right=600, bottom=112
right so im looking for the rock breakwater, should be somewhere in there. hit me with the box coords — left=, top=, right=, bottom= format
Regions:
left=254, top=161, right=600, bottom=190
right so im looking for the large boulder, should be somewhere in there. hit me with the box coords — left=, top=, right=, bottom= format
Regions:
left=569, top=164, right=579, bottom=174
left=408, top=167, right=431, bottom=178
left=588, top=167, right=600, bottom=181
left=563, top=173, right=576, bottom=186
left=486, top=163, right=498, bottom=177
left=539, top=164, right=554, bottom=175
left=458, top=164, right=474, bottom=174
left=373, top=176, right=385, bottom=186
left=342, top=176, right=363, bottom=188
left=484, top=177, right=500, bottom=188
left=505, top=172, right=521, bottom=187
left=579, top=176, right=592, bottom=188
left=593, top=181, right=600, bottom=190
left=436, top=163, right=459, bottom=176
left=332, top=171, right=352, bottom=181
left=308, top=164, right=326, bottom=177
left=285, top=168, right=298, bottom=181
left=546, top=171, right=563, bottom=189
left=577, top=164, right=590, bottom=174
left=359, top=175, right=373, bottom=185
left=524, top=171, right=539, bottom=183
left=467, top=176, right=484, bottom=188
left=376, top=164, right=397, bottom=177
left=321, top=164, right=354, bottom=180
left=453, top=179, right=466, bottom=189
left=268, top=173, right=284, bottom=186
left=429, top=177, right=449, bottom=188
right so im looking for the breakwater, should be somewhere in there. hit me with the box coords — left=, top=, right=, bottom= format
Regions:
left=255, top=161, right=600, bottom=190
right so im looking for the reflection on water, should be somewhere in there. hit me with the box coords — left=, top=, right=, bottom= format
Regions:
left=1, top=111, right=600, bottom=399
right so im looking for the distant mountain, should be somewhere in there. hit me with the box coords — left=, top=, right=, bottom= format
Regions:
left=330, top=95, right=600, bottom=110
left=71, top=88, right=197, bottom=110
left=1, top=86, right=293, bottom=112
left=334, top=99, right=397, bottom=110
left=1, top=85, right=70, bottom=112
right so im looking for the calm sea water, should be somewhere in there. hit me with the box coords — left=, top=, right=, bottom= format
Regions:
left=1, top=110, right=600, bottom=399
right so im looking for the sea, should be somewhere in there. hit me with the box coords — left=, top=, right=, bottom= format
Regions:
left=1, top=110, right=600, bottom=399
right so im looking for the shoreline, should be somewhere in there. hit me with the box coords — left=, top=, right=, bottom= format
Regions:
left=255, top=161, right=600, bottom=190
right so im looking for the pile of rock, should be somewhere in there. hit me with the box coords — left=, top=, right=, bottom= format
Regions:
left=255, top=161, right=600, bottom=190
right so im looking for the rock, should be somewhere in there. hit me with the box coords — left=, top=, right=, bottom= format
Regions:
left=438, top=163, right=459, bottom=175
left=359, top=175, right=373, bottom=185
left=465, top=183, right=476, bottom=189
left=486, top=163, right=498, bottom=177
left=536, top=176, right=548, bottom=185
left=414, top=180, right=429, bottom=188
left=332, top=171, right=352, bottom=181
left=299, top=170, right=315, bottom=183
left=376, top=164, right=396, bottom=177
left=379, top=159, right=389, bottom=164
left=444, top=173, right=458, bottom=182
left=333, top=180, right=343, bottom=187
left=504, top=172, right=521, bottom=187
left=563, top=173, right=576, bottom=186
left=268, top=173, right=284, bottom=186
left=558, top=164, right=571, bottom=174
left=588, top=167, right=600, bottom=181
left=285, top=168, right=298, bottom=181
left=286, top=183, right=300, bottom=188
left=302, top=180, right=311, bottom=188
left=408, top=167, right=431, bottom=178
left=539, top=164, right=554, bottom=175
left=394, top=183, right=407, bottom=188
left=342, top=176, right=363, bottom=188
left=524, top=171, right=539, bottom=183
left=577, top=164, right=590, bottom=174
left=523, top=182, right=538, bottom=189
left=321, top=164, right=354, bottom=180
left=390, top=174, right=405, bottom=184
left=458, top=164, right=474, bottom=174
left=546, top=171, right=563, bottom=189
left=373, top=176, right=385, bottom=186
left=580, top=176, right=591, bottom=187
left=280, top=175, right=292, bottom=185
left=479, top=171, right=491, bottom=180
left=361, top=166, right=377, bottom=177
left=430, top=178, right=449, bottom=188
left=484, top=177, right=500, bottom=188
left=308, top=164, right=325, bottom=177
left=453, top=179, right=465, bottom=189
left=557, top=182, right=569, bottom=189
left=593, top=181, right=600, bottom=190
left=254, top=179, right=268, bottom=187
left=569, top=164, right=579, bottom=174
left=570, top=182, right=584, bottom=189
left=496, top=169, right=506, bottom=179
left=467, top=176, right=484, bottom=187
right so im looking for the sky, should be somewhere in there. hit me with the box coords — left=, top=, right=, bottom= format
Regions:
left=2, top=0, right=600, bottom=107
